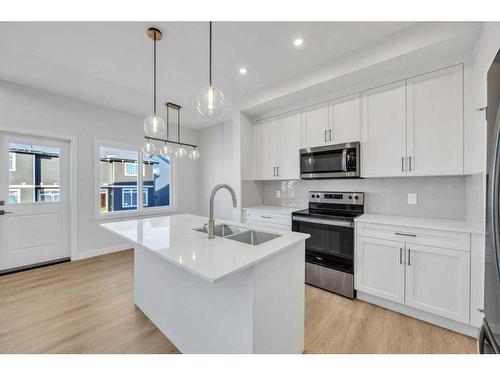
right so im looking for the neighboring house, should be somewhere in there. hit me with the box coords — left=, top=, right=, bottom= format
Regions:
left=8, top=144, right=60, bottom=204
left=99, top=152, right=170, bottom=212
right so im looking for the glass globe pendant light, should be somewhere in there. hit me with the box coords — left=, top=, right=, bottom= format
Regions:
left=144, top=27, right=166, bottom=138
left=159, top=142, right=172, bottom=157
left=197, top=22, right=225, bottom=119
left=189, top=147, right=200, bottom=160
left=142, top=139, right=156, bottom=157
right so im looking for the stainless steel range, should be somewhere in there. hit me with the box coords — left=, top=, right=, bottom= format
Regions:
left=292, top=191, right=364, bottom=298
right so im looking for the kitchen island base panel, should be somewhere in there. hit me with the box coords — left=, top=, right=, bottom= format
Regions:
left=134, top=241, right=305, bottom=354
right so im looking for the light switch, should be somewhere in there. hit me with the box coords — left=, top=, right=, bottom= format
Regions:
left=408, top=193, right=417, bottom=205
left=276, top=190, right=281, bottom=199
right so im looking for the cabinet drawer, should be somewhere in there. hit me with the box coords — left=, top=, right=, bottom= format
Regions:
left=245, top=211, right=291, bottom=229
left=356, top=222, right=470, bottom=252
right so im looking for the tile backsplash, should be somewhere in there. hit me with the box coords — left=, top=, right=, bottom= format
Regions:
left=262, top=176, right=467, bottom=220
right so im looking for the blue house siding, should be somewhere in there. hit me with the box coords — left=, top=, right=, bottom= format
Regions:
left=108, top=180, right=170, bottom=211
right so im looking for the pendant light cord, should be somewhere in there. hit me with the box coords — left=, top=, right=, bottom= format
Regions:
left=153, top=36, right=157, bottom=115
left=209, top=21, right=212, bottom=86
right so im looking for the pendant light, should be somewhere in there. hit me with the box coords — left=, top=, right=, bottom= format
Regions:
left=197, top=21, right=225, bottom=119
left=144, top=27, right=166, bottom=138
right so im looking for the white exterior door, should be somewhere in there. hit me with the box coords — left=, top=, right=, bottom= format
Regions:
left=406, top=65, right=464, bottom=176
left=356, top=236, right=405, bottom=303
left=254, top=117, right=278, bottom=180
left=0, top=133, right=70, bottom=271
left=361, top=81, right=407, bottom=177
left=405, top=244, right=470, bottom=323
left=278, top=112, right=301, bottom=180
left=302, top=102, right=329, bottom=148
left=330, top=94, right=360, bottom=144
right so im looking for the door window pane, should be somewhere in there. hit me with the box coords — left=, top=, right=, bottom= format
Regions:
left=8, top=143, right=60, bottom=204
left=143, top=154, right=171, bottom=208
left=99, top=146, right=138, bottom=213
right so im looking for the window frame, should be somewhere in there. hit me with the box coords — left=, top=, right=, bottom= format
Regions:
left=37, top=188, right=60, bottom=203
left=95, top=140, right=177, bottom=220
left=123, top=162, right=137, bottom=177
left=8, top=188, right=21, bottom=204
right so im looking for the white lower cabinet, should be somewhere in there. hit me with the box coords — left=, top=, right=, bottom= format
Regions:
left=405, top=244, right=470, bottom=323
left=356, top=237, right=405, bottom=304
left=356, top=224, right=471, bottom=324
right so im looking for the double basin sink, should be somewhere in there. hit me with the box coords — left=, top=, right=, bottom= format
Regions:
left=194, top=224, right=281, bottom=245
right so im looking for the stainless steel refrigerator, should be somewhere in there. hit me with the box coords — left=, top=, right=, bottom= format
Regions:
left=479, top=50, right=500, bottom=353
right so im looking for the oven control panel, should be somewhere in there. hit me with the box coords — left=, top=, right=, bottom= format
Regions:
left=309, top=191, right=364, bottom=205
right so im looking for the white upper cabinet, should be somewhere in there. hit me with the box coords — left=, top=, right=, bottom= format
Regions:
left=254, top=117, right=278, bottom=180
left=361, top=81, right=407, bottom=178
left=278, top=112, right=301, bottom=180
left=405, top=243, right=470, bottom=323
left=302, top=102, right=330, bottom=148
left=406, top=65, right=464, bottom=176
left=330, top=94, right=360, bottom=144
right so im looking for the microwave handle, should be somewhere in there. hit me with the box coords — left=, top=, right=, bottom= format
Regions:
left=341, top=149, right=348, bottom=172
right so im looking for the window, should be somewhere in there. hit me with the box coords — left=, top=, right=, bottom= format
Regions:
left=9, top=189, right=20, bottom=204
left=124, top=162, right=137, bottom=176
left=8, top=143, right=60, bottom=204
left=98, top=143, right=174, bottom=216
left=9, top=152, right=16, bottom=171
left=38, top=189, right=60, bottom=203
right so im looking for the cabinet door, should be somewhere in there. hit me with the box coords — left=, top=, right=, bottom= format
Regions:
left=330, top=94, right=360, bottom=144
left=278, top=112, right=301, bottom=180
left=406, top=65, right=463, bottom=176
left=361, top=81, right=407, bottom=177
left=405, top=244, right=470, bottom=323
left=254, top=117, right=278, bottom=180
left=356, top=236, right=405, bottom=303
left=303, top=102, right=329, bottom=148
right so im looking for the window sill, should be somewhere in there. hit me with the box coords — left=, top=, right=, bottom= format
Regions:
left=95, top=206, right=178, bottom=221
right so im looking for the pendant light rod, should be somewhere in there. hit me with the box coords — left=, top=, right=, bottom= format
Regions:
left=144, top=136, right=197, bottom=149
left=209, top=21, right=212, bottom=86
left=147, top=27, right=163, bottom=115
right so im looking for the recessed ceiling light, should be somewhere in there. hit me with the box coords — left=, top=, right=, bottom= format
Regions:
left=239, top=67, right=248, bottom=75
left=293, top=38, right=304, bottom=47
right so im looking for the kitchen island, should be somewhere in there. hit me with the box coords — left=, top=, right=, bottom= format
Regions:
left=101, top=214, right=309, bottom=354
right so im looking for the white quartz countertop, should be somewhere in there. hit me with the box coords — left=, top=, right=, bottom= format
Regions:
left=355, top=213, right=484, bottom=234
left=101, top=214, right=309, bottom=283
left=243, top=206, right=305, bottom=214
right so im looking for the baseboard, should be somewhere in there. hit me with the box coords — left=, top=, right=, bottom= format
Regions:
left=357, top=291, right=479, bottom=338
left=72, top=244, right=131, bottom=261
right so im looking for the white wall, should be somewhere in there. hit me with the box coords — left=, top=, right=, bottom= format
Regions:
left=197, top=120, right=234, bottom=220
left=0, top=80, right=199, bottom=259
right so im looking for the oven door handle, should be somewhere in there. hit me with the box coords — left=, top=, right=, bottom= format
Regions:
left=292, top=216, right=354, bottom=228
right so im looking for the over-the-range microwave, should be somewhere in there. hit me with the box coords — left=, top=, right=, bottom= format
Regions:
left=300, top=142, right=360, bottom=179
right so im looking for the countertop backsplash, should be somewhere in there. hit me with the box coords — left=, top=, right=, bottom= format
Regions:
left=262, top=176, right=467, bottom=221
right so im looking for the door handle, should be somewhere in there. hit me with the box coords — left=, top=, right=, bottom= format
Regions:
left=408, top=249, right=411, bottom=266
left=401, top=157, right=405, bottom=172
left=329, top=129, right=332, bottom=142
left=273, top=167, right=276, bottom=177
left=409, top=156, right=413, bottom=171
left=277, top=166, right=279, bottom=177
left=324, top=130, right=327, bottom=142
left=0, top=210, right=13, bottom=215
left=399, top=247, right=403, bottom=264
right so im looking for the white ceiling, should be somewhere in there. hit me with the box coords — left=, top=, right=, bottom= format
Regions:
left=0, top=22, right=415, bottom=129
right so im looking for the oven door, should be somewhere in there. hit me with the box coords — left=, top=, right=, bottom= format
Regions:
left=292, top=215, right=354, bottom=273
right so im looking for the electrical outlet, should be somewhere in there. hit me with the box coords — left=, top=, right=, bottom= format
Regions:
left=276, top=190, right=281, bottom=199
left=408, top=193, right=417, bottom=205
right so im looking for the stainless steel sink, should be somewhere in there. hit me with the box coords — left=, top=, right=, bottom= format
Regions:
left=225, top=230, right=281, bottom=245
left=194, top=224, right=247, bottom=237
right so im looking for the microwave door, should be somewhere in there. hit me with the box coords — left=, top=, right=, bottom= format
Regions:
left=300, top=150, right=344, bottom=176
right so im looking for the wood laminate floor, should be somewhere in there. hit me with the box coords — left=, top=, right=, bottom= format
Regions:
left=0, top=249, right=477, bottom=354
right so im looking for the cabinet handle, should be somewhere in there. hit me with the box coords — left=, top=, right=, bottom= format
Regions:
left=408, top=249, right=411, bottom=266
left=277, top=166, right=279, bottom=176
left=273, top=167, right=276, bottom=177
left=395, top=232, right=416, bottom=237
left=399, top=247, right=403, bottom=264
left=261, top=215, right=272, bottom=219
left=401, top=157, right=405, bottom=172
left=409, top=156, right=413, bottom=171
left=324, top=130, right=327, bottom=142
left=329, top=129, right=332, bottom=142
